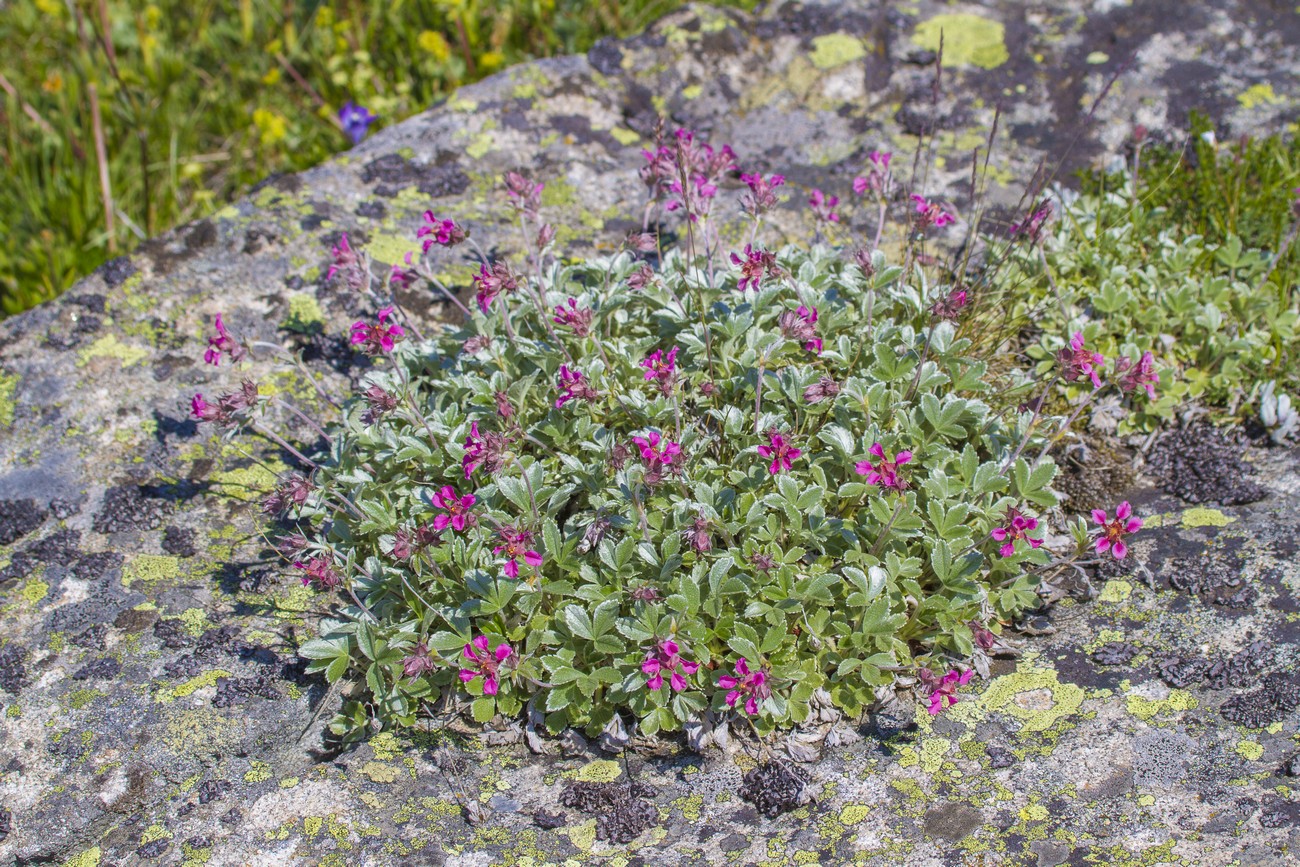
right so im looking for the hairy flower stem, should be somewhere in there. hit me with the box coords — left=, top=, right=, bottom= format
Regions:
left=421, top=268, right=474, bottom=320
left=1032, top=384, right=1104, bottom=467
left=754, top=358, right=766, bottom=435
left=272, top=397, right=333, bottom=446
left=250, top=341, right=341, bottom=409
left=1001, top=375, right=1060, bottom=472
left=869, top=498, right=906, bottom=558
left=1037, top=243, right=1069, bottom=323
left=251, top=421, right=318, bottom=470
left=872, top=199, right=888, bottom=251
left=903, top=326, right=936, bottom=403
left=630, top=486, right=651, bottom=541
left=398, top=363, right=438, bottom=448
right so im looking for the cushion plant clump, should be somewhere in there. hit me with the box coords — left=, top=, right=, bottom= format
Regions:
left=195, top=129, right=1140, bottom=745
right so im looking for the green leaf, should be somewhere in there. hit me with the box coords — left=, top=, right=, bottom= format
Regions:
left=472, top=696, right=497, bottom=723
left=563, top=605, right=594, bottom=640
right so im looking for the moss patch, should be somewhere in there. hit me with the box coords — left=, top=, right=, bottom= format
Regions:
left=912, top=14, right=1009, bottom=70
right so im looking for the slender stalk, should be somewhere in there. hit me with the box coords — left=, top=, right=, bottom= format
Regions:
left=251, top=421, right=318, bottom=469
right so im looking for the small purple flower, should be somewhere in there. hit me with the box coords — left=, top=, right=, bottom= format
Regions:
left=1057, top=331, right=1105, bottom=389
left=555, top=365, right=598, bottom=408
left=853, top=150, right=892, bottom=196
left=642, top=639, right=700, bottom=692
left=856, top=442, right=912, bottom=491
left=631, top=431, right=683, bottom=486
left=338, top=101, right=377, bottom=146
left=989, top=506, right=1043, bottom=558
left=459, top=635, right=512, bottom=696
left=418, top=211, right=467, bottom=251
left=969, top=621, right=997, bottom=653
left=757, top=430, right=801, bottom=475
left=204, top=313, right=246, bottom=366
left=503, top=171, right=543, bottom=217
left=778, top=305, right=822, bottom=354
left=1092, top=501, right=1142, bottom=560
left=1011, top=200, right=1054, bottom=244
left=495, top=391, right=515, bottom=420
left=1114, top=351, right=1159, bottom=400
left=472, top=261, right=519, bottom=314
left=730, top=244, right=777, bottom=292
left=641, top=346, right=679, bottom=393
left=929, top=288, right=969, bottom=321
left=430, top=485, right=476, bottom=533
left=553, top=298, right=594, bottom=337
left=808, top=189, right=840, bottom=223
left=494, top=526, right=543, bottom=579
left=910, top=194, right=955, bottom=229
left=923, top=668, right=973, bottom=715
left=294, top=556, right=342, bottom=590
left=804, top=376, right=840, bottom=404
left=718, top=658, right=770, bottom=716
left=682, top=515, right=713, bottom=553
left=627, top=263, right=655, bottom=291
left=389, top=251, right=418, bottom=290
left=350, top=306, right=406, bottom=355
left=624, top=231, right=658, bottom=253
left=852, top=247, right=876, bottom=278
left=402, top=642, right=436, bottom=678
left=739, top=172, right=785, bottom=217
left=362, top=384, right=398, bottom=424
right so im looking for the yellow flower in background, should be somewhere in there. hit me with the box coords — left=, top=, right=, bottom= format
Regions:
left=35, top=0, right=63, bottom=15
left=479, top=51, right=504, bottom=72
left=252, top=108, right=288, bottom=145
left=262, top=67, right=281, bottom=86
left=41, top=72, right=63, bottom=94
left=418, top=30, right=451, bottom=63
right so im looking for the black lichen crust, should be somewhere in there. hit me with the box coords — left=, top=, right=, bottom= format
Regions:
left=738, top=761, right=810, bottom=818
left=1146, top=423, right=1266, bottom=506
left=558, top=780, right=658, bottom=844
left=1220, top=674, right=1300, bottom=727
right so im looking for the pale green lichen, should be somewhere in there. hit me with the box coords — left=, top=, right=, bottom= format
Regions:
left=283, top=293, right=326, bottom=334
left=979, top=658, right=1086, bottom=733
left=156, top=670, right=232, bottom=704
left=1125, top=687, right=1197, bottom=721
left=568, top=758, right=621, bottom=783
left=1098, top=580, right=1133, bottom=603
left=19, top=578, right=49, bottom=604
left=1235, top=740, right=1264, bottom=761
left=62, top=848, right=101, bottom=867
left=77, top=334, right=150, bottom=368
left=122, top=554, right=181, bottom=588
left=0, top=370, right=17, bottom=428
left=809, top=33, right=867, bottom=70
left=839, top=803, right=871, bottom=825
left=1237, top=83, right=1283, bottom=109
left=912, top=14, right=1009, bottom=70
left=1181, top=507, right=1234, bottom=528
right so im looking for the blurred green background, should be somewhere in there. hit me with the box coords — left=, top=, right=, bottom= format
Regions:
left=0, top=0, right=757, bottom=316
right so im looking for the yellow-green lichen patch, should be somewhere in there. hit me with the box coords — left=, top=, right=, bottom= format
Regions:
left=568, top=758, right=621, bottom=783
left=809, top=33, right=866, bottom=70
left=1125, top=687, right=1197, bottom=721
left=1235, top=739, right=1264, bottom=761
left=122, top=554, right=181, bottom=588
left=839, top=803, right=871, bottom=825
left=1181, top=507, right=1234, bottom=528
left=1098, top=580, right=1132, bottom=603
left=361, top=761, right=402, bottom=784
left=369, top=730, right=403, bottom=760
left=1237, top=83, right=1284, bottom=109
left=609, top=127, right=642, bottom=146
left=163, top=708, right=240, bottom=756
left=63, top=848, right=101, bottom=867
left=0, top=370, right=17, bottom=428
left=561, top=819, right=598, bottom=852
left=156, top=669, right=231, bottom=704
left=912, top=14, right=1009, bottom=70
left=282, top=293, right=325, bottom=334
left=465, top=130, right=495, bottom=160
left=244, top=760, right=274, bottom=783
left=363, top=232, right=421, bottom=268
left=77, top=334, right=150, bottom=369
left=980, top=659, right=1085, bottom=733
left=19, top=578, right=49, bottom=605
left=65, top=689, right=105, bottom=710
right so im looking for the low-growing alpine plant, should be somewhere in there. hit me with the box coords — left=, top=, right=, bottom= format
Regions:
left=194, top=128, right=1154, bottom=745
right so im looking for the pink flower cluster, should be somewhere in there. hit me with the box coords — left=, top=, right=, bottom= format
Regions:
left=632, top=431, right=683, bottom=485
left=1092, top=501, right=1142, bottom=560
left=1057, top=331, right=1105, bottom=388
left=989, top=506, right=1043, bottom=557
left=555, top=366, right=598, bottom=408
left=718, top=658, right=770, bottom=715
left=418, top=211, right=466, bottom=251
left=758, top=430, right=801, bottom=475
left=473, top=261, right=519, bottom=313
left=911, top=194, right=955, bottom=229
left=808, top=189, right=840, bottom=223
left=922, top=667, right=972, bottom=715
left=553, top=298, right=593, bottom=337
left=856, top=443, right=912, bottom=491
left=204, top=314, right=246, bottom=366
left=430, top=485, right=476, bottom=533
left=1115, top=351, right=1159, bottom=399
left=350, top=307, right=406, bottom=355
left=778, top=305, right=822, bottom=354
left=739, top=172, right=785, bottom=217
left=494, top=525, right=543, bottom=578
left=641, top=346, right=679, bottom=393
left=853, top=150, right=892, bottom=196
left=642, top=639, right=699, bottom=692
left=460, top=635, right=513, bottom=695
left=730, top=244, right=778, bottom=292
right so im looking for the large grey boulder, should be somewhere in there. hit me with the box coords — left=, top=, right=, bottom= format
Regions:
left=1, top=1, right=1299, bottom=864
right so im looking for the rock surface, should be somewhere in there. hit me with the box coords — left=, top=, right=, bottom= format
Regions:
left=2, top=1, right=1300, bottom=864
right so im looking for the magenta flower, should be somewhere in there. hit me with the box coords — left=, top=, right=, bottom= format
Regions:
left=350, top=306, right=406, bottom=355
left=1114, top=351, right=1159, bottom=400
left=418, top=211, right=466, bottom=251
left=294, top=556, right=342, bottom=590
left=191, top=380, right=259, bottom=425
left=401, top=642, right=436, bottom=678
left=682, top=515, right=713, bottom=553
left=1011, top=200, right=1054, bottom=244
left=191, top=393, right=219, bottom=422
left=739, top=172, right=785, bottom=217
left=494, top=526, right=543, bottom=578
left=640, top=346, right=679, bottom=389
left=804, top=376, right=841, bottom=404
left=642, top=639, right=700, bottom=692
left=1057, top=331, right=1105, bottom=389
left=856, top=442, right=913, bottom=491
left=1092, top=501, right=1142, bottom=560
left=757, top=430, right=801, bottom=475
left=472, top=261, right=519, bottom=313
left=910, top=194, right=955, bottom=229
left=929, top=288, right=969, bottom=320
left=853, top=150, right=892, bottom=196
left=430, top=485, right=476, bottom=533
left=730, top=244, right=777, bottom=292
left=627, top=263, right=655, bottom=291
left=718, top=658, right=771, bottom=716
left=778, top=305, right=822, bottom=354
left=462, top=422, right=486, bottom=478
left=553, top=298, right=594, bottom=337
left=924, top=668, right=973, bottom=715
left=555, top=365, right=598, bottom=408
left=389, top=251, right=418, bottom=290
left=459, top=635, right=513, bottom=696
left=989, top=506, right=1044, bottom=558
left=503, top=171, right=544, bottom=217
left=203, top=313, right=246, bottom=366
left=326, top=233, right=365, bottom=290
left=631, top=431, right=683, bottom=486
left=808, top=189, right=840, bottom=223
left=362, top=384, right=397, bottom=424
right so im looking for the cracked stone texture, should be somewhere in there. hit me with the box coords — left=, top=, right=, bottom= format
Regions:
left=2, top=1, right=1300, bottom=864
